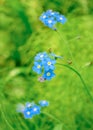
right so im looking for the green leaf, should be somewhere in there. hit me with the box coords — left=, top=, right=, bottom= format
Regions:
left=53, top=124, right=63, bottom=130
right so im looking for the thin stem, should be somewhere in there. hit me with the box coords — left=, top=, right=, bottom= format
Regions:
left=68, top=36, right=81, bottom=42
left=56, top=30, right=78, bottom=69
left=42, top=112, right=68, bottom=130
left=0, top=104, right=14, bottom=130
left=57, top=63, right=93, bottom=103
left=0, top=93, right=14, bottom=130
left=42, top=112, right=61, bottom=123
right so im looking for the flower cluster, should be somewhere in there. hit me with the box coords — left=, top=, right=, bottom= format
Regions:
left=17, top=100, right=49, bottom=119
left=39, top=10, right=67, bottom=29
left=32, top=52, right=61, bottom=81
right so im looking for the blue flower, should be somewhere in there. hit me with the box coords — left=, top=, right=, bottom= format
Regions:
left=39, top=13, right=47, bottom=22
left=17, top=101, right=49, bottom=119
left=23, top=104, right=41, bottom=118
left=31, top=105, right=41, bottom=115
left=43, top=69, right=55, bottom=80
left=39, top=100, right=49, bottom=107
left=44, top=18, right=57, bottom=28
left=45, top=10, right=53, bottom=16
left=32, top=52, right=61, bottom=81
left=42, top=58, right=56, bottom=71
left=34, top=52, right=47, bottom=61
left=25, top=102, right=34, bottom=108
left=39, top=10, right=67, bottom=29
left=32, top=62, right=42, bottom=74
left=39, top=10, right=53, bottom=22
left=56, top=15, right=67, bottom=24
left=23, top=108, right=33, bottom=119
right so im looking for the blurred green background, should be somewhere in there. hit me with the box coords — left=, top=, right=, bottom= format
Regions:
left=0, top=0, right=93, bottom=130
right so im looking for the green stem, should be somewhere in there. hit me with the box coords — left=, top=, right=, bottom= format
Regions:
left=42, top=112, right=61, bottom=123
left=57, top=63, right=93, bottom=103
left=0, top=104, right=14, bottom=130
left=42, top=112, right=69, bottom=130
left=56, top=30, right=78, bottom=69
left=0, top=93, right=15, bottom=130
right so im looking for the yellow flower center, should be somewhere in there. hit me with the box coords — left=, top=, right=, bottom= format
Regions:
left=48, top=20, right=52, bottom=23
left=40, top=55, right=43, bottom=58
left=47, top=61, right=51, bottom=66
left=27, top=111, right=30, bottom=115
left=47, top=72, right=51, bottom=76
left=37, top=65, right=41, bottom=69
left=33, top=108, right=37, bottom=111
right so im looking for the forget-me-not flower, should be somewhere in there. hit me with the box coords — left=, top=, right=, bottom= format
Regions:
left=32, top=52, right=61, bottom=81
left=56, top=15, right=67, bottom=24
left=42, top=58, right=56, bottom=71
left=17, top=101, right=49, bottom=119
left=32, top=62, right=42, bottom=74
left=44, top=18, right=57, bottom=28
left=23, top=108, right=33, bottom=119
left=43, top=69, right=55, bottom=80
left=39, top=100, right=49, bottom=107
left=31, top=105, right=41, bottom=115
left=39, top=10, right=67, bottom=29
left=34, top=52, right=47, bottom=61
left=25, top=102, right=35, bottom=108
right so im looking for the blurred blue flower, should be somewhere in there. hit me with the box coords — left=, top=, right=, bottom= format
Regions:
left=45, top=10, right=53, bottom=16
left=42, top=58, right=56, bottom=71
left=51, top=12, right=60, bottom=17
left=44, top=18, right=57, bottom=29
left=34, top=52, right=47, bottom=61
left=25, top=102, right=34, bottom=108
left=39, top=13, right=47, bottom=22
left=56, top=15, right=67, bottom=24
left=39, top=10, right=52, bottom=22
left=32, top=62, right=42, bottom=74
left=39, top=100, right=49, bottom=107
left=23, top=108, right=33, bottom=119
left=43, top=69, right=55, bottom=80
left=23, top=104, right=41, bottom=118
left=32, top=52, right=62, bottom=81
left=17, top=101, right=49, bottom=119
left=31, top=105, right=41, bottom=115
left=39, top=10, right=67, bottom=29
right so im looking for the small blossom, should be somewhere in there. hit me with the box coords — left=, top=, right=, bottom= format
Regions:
left=23, top=108, right=33, bottom=119
left=39, top=100, right=49, bottom=107
left=42, top=58, right=56, bottom=71
left=32, top=62, right=42, bottom=74
left=43, top=69, right=55, bottom=80
left=44, top=18, right=57, bottom=29
left=34, top=52, right=47, bottom=61
left=31, top=105, right=41, bottom=115
left=38, top=76, right=45, bottom=82
left=25, top=102, right=34, bottom=108
left=56, top=15, right=67, bottom=24
left=32, top=52, right=61, bottom=81
left=17, top=101, right=49, bottom=119
left=39, top=10, right=67, bottom=29
left=45, top=10, right=53, bottom=16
